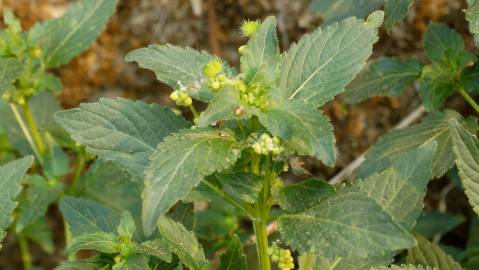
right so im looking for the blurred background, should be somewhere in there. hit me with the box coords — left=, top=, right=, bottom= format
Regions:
left=0, top=0, right=477, bottom=268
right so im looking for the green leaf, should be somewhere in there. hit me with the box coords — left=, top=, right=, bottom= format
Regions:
left=197, top=86, right=255, bottom=128
left=372, top=265, right=436, bottom=270
left=169, top=202, right=195, bottom=231
left=466, top=0, right=479, bottom=47
left=80, top=160, right=142, bottom=219
left=405, top=234, right=462, bottom=270
left=0, top=156, right=33, bottom=248
left=298, top=251, right=392, bottom=270
left=357, top=110, right=472, bottom=180
left=460, top=63, right=479, bottom=94
left=309, top=0, right=384, bottom=25
left=29, top=0, right=117, bottom=68
left=117, top=211, right=136, bottom=238
left=15, top=175, right=63, bottom=232
left=384, top=0, right=415, bottom=31
left=158, top=216, right=208, bottom=270
left=275, top=12, right=382, bottom=107
left=259, top=101, right=335, bottom=166
left=22, top=217, right=55, bottom=254
left=217, top=235, right=246, bottom=270
left=135, top=239, right=172, bottom=262
left=358, top=141, right=436, bottom=230
left=278, top=188, right=415, bottom=258
left=66, top=231, right=119, bottom=256
left=59, top=196, right=120, bottom=236
left=113, top=255, right=148, bottom=270
left=143, top=128, right=243, bottom=235
left=240, top=16, right=280, bottom=84
left=274, top=178, right=335, bottom=213
left=125, top=44, right=236, bottom=102
left=0, top=57, right=22, bottom=94
left=423, top=22, right=464, bottom=62
left=55, top=260, right=101, bottom=270
left=414, top=210, right=465, bottom=238
left=418, top=63, right=455, bottom=111
left=215, top=172, right=263, bottom=204
left=450, top=118, right=479, bottom=215
left=54, top=98, right=189, bottom=179
left=344, top=57, right=422, bottom=104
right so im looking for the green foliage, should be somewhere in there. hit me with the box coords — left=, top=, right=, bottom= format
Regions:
left=466, top=0, right=479, bottom=47
left=414, top=210, right=465, bottom=238
left=217, top=235, right=246, bottom=270
left=405, top=234, right=462, bottom=270
left=345, top=57, right=423, bottom=103
left=29, top=0, right=117, bottom=68
left=384, top=0, right=415, bottom=31
left=0, top=156, right=33, bottom=248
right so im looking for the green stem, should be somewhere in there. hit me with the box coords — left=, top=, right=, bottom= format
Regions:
left=458, top=88, right=479, bottom=114
left=71, top=152, right=85, bottom=193
left=18, top=234, right=32, bottom=270
left=9, top=103, right=43, bottom=164
left=202, top=179, right=254, bottom=217
left=22, top=102, right=46, bottom=156
left=64, top=221, right=76, bottom=261
left=188, top=104, right=200, bottom=119
left=253, top=207, right=271, bottom=270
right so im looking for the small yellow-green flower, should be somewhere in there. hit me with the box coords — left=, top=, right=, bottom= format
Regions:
left=241, top=20, right=260, bottom=38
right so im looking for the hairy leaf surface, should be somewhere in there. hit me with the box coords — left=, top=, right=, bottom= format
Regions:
left=309, top=0, right=383, bottom=25
left=55, top=98, right=189, bottom=179
left=279, top=188, right=415, bottom=258
left=384, top=0, right=415, bottom=31
left=405, top=234, right=462, bottom=270
left=218, top=235, right=246, bottom=270
left=66, top=232, right=118, bottom=256
left=276, top=12, right=382, bottom=107
left=216, top=172, right=263, bottom=204
left=0, top=57, right=22, bottom=94
left=466, top=0, right=479, bottom=47
left=423, top=22, right=464, bottom=62
left=29, top=0, right=117, bottom=68
left=143, top=128, right=243, bottom=235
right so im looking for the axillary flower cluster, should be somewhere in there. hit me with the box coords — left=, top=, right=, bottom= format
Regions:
left=267, top=245, right=295, bottom=270
left=252, top=133, right=284, bottom=156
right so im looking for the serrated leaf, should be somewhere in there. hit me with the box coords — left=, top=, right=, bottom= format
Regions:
left=466, top=0, right=479, bottom=47
left=406, top=234, right=462, bottom=270
left=117, top=211, right=136, bottom=238
left=0, top=57, right=22, bottom=94
left=414, top=210, right=465, bottom=238
left=299, top=251, right=392, bottom=270
left=450, top=118, right=479, bottom=215
left=278, top=188, right=415, bottom=258
left=418, top=63, right=455, bottom=111
left=309, top=0, right=384, bottom=25
left=0, top=156, right=33, bottom=248
left=66, top=231, right=119, bottom=256
left=240, top=16, right=280, bottom=84
left=112, top=255, right=148, bottom=270
left=169, top=202, right=195, bottom=231
left=216, top=172, right=263, bottom=204
left=217, top=235, right=246, bottom=270
left=55, top=98, right=189, bottom=179
left=460, top=63, right=479, bottom=94
left=135, top=239, right=171, bottom=262
left=372, top=264, right=437, bottom=270
left=59, top=196, right=120, bottom=236
left=126, top=44, right=236, bottom=102
left=275, top=13, right=382, bottom=107
left=259, top=101, right=335, bottom=166
left=143, top=128, right=243, bottom=235
left=385, top=0, right=414, bottom=31
left=358, top=141, right=436, bottom=230
left=357, top=110, right=472, bottom=180
left=344, top=57, right=422, bottom=104
left=158, top=216, right=208, bottom=270
left=29, top=0, right=117, bottom=68
left=274, top=178, right=335, bottom=213
left=15, top=175, right=63, bottom=232
left=424, top=22, right=464, bottom=63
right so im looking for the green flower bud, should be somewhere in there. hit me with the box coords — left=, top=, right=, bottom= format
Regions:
left=238, top=45, right=247, bottom=54
left=203, top=59, right=223, bottom=78
left=241, top=20, right=260, bottom=38
left=210, top=80, right=221, bottom=90
left=169, top=90, right=179, bottom=101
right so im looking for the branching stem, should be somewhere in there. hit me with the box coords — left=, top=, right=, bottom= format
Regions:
left=457, top=88, right=479, bottom=114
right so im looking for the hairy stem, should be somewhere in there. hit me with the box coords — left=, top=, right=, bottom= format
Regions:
left=71, top=152, right=85, bottom=193
left=9, top=103, right=43, bottom=164
left=188, top=104, right=200, bottom=119
left=253, top=206, right=271, bottom=270
left=64, top=222, right=75, bottom=261
left=18, top=234, right=32, bottom=270
left=457, top=88, right=479, bottom=114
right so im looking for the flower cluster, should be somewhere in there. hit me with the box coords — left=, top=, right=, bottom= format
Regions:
left=169, top=89, right=192, bottom=107
left=203, top=59, right=226, bottom=91
left=236, top=80, right=269, bottom=110
left=241, top=20, right=260, bottom=38
left=252, top=133, right=284, bottom=155
left=268, top=246, right=294, bottom=270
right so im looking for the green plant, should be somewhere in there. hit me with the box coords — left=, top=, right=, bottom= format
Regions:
left=1, top=1, right=479, bottom=270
